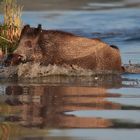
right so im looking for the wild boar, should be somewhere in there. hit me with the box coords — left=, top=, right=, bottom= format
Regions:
left=9, top=24, right=123, bottom=72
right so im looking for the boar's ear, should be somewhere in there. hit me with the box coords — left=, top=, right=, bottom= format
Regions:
left=38, top=24, right=42, bottom=30
left=22, top=25, right=30, bottom=33
left=35, top=24, right=42, bottom=34
left=20, top=25, right=30, bottom=37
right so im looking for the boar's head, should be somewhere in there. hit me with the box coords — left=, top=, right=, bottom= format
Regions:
left=6, top=24, right=43, bottom=66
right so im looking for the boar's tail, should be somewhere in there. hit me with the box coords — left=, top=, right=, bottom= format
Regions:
left=110, top=45, right=119, bottom=50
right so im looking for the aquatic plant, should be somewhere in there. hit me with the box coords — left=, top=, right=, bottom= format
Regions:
left=0, top=0, right=23, bottom=55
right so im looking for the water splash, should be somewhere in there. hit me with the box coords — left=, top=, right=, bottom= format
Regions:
left=0, top=62, right=119, bottom=79
left=0, top=66, right=18, bottom=78
left=17, top=63, right=96, bottom=78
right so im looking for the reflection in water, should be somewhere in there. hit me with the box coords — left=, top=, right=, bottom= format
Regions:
left=0, top=83, right=140, bottom=139
left=5, top=86, right=117, bottom=128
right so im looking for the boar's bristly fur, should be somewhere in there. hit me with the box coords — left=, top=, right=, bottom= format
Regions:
left=10, top=24, right=122, bottom=72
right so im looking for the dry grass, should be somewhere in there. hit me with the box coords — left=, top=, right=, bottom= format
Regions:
left=0, top=0, right=23, bottom=55
left=3, top=0, right=23, bottom=39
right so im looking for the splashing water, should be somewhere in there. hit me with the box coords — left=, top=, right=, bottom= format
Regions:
left=17, top=63, right=96, bottom=78
left=0, top=62, right=120, bottom=79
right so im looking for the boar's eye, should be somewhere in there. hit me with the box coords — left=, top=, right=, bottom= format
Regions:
left=25, top=41, right=32, bottom=48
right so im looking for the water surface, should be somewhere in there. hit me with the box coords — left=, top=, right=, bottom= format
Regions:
left=0, top=1, right=140, bottom=140
left=0, top=75, right=140, bottom=140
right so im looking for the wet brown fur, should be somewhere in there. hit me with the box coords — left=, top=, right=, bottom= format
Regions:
left=13, top=24, right=122, bottom=72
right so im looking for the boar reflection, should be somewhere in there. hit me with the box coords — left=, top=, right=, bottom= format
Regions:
left=4, top=85, right=122, bottom=129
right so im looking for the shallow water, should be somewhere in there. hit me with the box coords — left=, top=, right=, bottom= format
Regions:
left=0, top=1, right=140, bottom=140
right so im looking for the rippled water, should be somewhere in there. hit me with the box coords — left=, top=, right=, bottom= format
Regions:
left=0, top=1, right=140, bottom=140
left=0, top=75, right=140, bottom=140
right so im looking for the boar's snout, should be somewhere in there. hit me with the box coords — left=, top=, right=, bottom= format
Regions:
left=4, top=54, right=23, bottom=66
